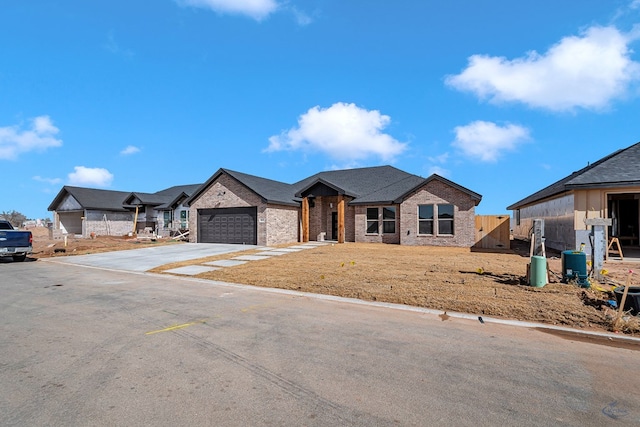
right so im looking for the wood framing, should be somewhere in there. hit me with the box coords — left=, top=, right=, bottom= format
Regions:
left=337, top=195, right=345, bottom=243
left=302, top=196, right=310, bottom=242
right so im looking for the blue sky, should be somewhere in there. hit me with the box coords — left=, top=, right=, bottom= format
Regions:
left=3, top=0, right=640, bottom=220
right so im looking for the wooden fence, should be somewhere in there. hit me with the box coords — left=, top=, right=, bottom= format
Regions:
left=474, top=215, right=510, bottom=250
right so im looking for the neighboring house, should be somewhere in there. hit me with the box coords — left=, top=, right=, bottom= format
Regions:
left=48, top=184, right=201, bottom=238
left=185, top=166, right=482, bottom=247
left=48, top=186, right=133, bottom=238
left=508, top=141, right=640, bottom=252
left=123, top=184, right=201, bottom=236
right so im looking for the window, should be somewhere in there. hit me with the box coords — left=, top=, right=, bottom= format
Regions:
left=163, top=211, right=172, bottom=229
left=366, top=208, right=379, bottom=234
left=418, top=204, right=434, bottom=234
left=418, top=204, right=454, bottom=235
left=515, top=209, right=521, bottom=226
left=180, top=210, right=189, bottom=229
left=438, top=204, right=454, bottom=235
left=366, top=207, right=396, bottom=234
left=383, top=207, right=396, bottom=234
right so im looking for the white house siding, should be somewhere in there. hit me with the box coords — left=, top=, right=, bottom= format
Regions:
left=512, top=193, right=575, bottom=251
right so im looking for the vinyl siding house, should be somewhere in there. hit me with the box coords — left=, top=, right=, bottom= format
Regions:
left=186, top=165, right=482, bottom=247
left=508, top=141, right=640, bottom=251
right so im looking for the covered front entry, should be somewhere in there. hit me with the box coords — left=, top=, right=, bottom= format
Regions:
left=197, top=207, right=257, bottom=244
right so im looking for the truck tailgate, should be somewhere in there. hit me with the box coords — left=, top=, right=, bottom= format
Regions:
left=0, top=230, right=32, bottom=249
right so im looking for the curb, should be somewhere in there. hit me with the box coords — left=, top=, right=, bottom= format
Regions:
left=41, top=257, right=640, bottom=345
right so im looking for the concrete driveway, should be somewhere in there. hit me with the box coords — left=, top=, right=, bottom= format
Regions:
left=45, top=243, right=259, bottom=272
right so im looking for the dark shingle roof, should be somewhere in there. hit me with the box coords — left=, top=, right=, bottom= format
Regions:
left=507, top=142, right=640, bottom=210
left=294, top=166, right=481, bottom=205
left=124, top=184, right=202, bottom=209
left=49, top=184, right=203, bottom=212
left=124, top=192, right=166, bottom=206
left=225, top=169, right=298, bottom=206
left=292, top=165, right=415, bottom=199
left=188, top=165, right=482, bottom=207
left=48, top=186, right=132, bottom=212
left=186, top=169, right=299, bottom=207
left=155, top=184, right=202, bottom=209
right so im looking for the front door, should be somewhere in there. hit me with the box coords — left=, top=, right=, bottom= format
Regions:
left=331, top=212, right=338, bottom=240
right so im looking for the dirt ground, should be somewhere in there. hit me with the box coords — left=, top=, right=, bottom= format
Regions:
left=28, top=227, right=640, bottom=335
left=29, top=226, right=182, bottom=257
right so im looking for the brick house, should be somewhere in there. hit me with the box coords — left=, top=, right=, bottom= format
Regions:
left=48, top=184, right=200, bottom=238
left=186, top=166, right=482, bottom=247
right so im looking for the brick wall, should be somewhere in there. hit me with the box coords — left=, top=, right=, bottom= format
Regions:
left=399, top=180, right=476, bottom=247
left=84, top=211, right=135, bottom=237
left=354, top=205, right=400, bottom=244
left=188, top=173, right=299, bottom=246
left=308, top=196, right=355, bottom=241
left=266, top=205, right=299, bottom=246
left=189, top=174, right=264, bottom=243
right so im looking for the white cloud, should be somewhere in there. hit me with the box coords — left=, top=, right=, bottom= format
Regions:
left=0, top=116, right=63, bottom=160
left=446, top=26, right=640, bottom=112
left=176, top=0, right=279, bottom=20
left=631, top=0, right=640, bottom=9
left=266, top=102, right=408, bottom=163
left=68, top=166, right=114, bottom=187
left=426, top=153, right=451, bottom=177
left=427, top=165, right=451, bottom=177
left=452, top=121, right=530, bottom=162
left=33, top=175, right=62, bottom=185
left=120, top=145, right=141, bottom=155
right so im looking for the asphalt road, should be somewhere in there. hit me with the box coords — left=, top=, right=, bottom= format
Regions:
left=1, top=260, right=639, bottom=426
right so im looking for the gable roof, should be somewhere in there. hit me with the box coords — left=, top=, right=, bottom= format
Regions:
left=187, top=165, right=482, bottom=208
left=294, top=166, right=482, bottom=205
left=48, top=186, right=132, bottom=212
left=293, top=165, right=416, bottom=200
left=507, top=141, right=640, bottom=210
left=155, top=184, right=202, bottom=209
left=124, top=192, right=167, bottom=206
left=49, top=184, right=202, bottom=212
left=392, top=174, right=482, bottom=205
left=124, top=184, right=202, bottom=209
left=186, top=168, right=299, bottom=207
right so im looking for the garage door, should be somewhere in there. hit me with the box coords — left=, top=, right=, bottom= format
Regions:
left=198, top=207, right=257, bottom=244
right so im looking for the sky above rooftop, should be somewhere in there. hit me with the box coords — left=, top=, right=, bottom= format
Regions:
left=3, top=0, right=640, bottom=220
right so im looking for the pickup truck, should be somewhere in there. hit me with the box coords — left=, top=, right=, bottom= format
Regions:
left=0, top=220, right=32, bottom=262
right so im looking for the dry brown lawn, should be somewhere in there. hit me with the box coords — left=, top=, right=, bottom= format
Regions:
left=30, top=227, right=639, bottom=335
left=151, top=242, right=639, bottom=334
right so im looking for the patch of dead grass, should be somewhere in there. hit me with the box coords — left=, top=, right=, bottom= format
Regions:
left=156, top=242, right=630, bottom=333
